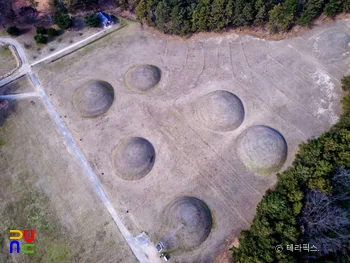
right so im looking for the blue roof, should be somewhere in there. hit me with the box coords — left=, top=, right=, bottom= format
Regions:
left=97, top=12, right=112, bottom=25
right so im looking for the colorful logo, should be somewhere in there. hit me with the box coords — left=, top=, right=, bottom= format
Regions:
left=9, top=230, right=35, bottom=254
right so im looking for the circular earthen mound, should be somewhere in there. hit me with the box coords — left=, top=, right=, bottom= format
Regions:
left=312, top=29, right=350, bottom=62
left=112, top=137, right=156, bottom=180
left=236, top=125, right=287, bottom=176
left=73, top=80, right=114, bottom=117
left=160, top=196, right=212, bottom=251
left=197, top=90, right=244, bottom=132
left=125, top=64, right=161, bottom=92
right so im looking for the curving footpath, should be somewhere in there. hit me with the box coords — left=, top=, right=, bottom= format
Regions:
left=0, top=35, right=161, bottom=263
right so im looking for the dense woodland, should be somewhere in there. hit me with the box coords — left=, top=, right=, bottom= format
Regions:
left=2, top=0, right=350, bottom=35
left=131, top=0, right=350, bottom=35
left=52, top=0, right=350, bottom=35
left=232, top=83, right=350, bottom=262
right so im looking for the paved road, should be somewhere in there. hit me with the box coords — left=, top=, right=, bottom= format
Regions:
left=0, top=92, right=39, bottom=100
left=0, top=34, right=161, bottom=263
left=0, top=38, right=30, bottom=87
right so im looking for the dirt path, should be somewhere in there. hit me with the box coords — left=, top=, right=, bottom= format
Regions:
left=0, top=34, right=161, bottom=263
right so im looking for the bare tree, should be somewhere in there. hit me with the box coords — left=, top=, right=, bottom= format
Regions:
left=19, top=6, right=38, bottom=24
left=332, top=166, right=350, bottom=201
left=299, top=185, right=350, bottom=256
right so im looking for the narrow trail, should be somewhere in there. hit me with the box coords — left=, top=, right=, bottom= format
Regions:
left=0, top=32, right=161, bottom=263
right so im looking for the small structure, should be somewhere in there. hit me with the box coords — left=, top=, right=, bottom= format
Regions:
left=97, top=12, right=114, bottom=28
left=160, top=253, right=170, bottom=261
left=156, top=242, right=164, bottom=252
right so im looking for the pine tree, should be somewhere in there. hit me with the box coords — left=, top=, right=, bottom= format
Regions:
left=209, top=0, right=228, bottom=31
left=155, top=0, right=171, bottom=32
left=254, top=0, right=268, bottom=25
left=135, top=0, right=147, bottom=21
left=192, top=0, right=211, bottom=32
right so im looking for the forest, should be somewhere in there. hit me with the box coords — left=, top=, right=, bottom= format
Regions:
left=131, top=0, right=350, bottom=35
left=231, top=81, right=350, bottom=262
left=3, top=0, right=349, bottom=35
left=47, top=0, right=350, bottom=35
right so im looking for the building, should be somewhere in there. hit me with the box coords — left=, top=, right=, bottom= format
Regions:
left=97, top=12, right=114, bottom=28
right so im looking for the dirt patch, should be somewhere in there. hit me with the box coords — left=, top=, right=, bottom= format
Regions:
left=33, top=20, right=346, bottom=262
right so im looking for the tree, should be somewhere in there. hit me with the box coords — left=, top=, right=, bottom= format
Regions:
left=254, top=0, right=268, bottom=25
left=209, top=0, right=228, bottom=31
left=341, top=94, right=350, bottom=112
left=118, top=0, right=129, bottom=10
left=36, top=26, right=46, bottom=34
left=54, top=13, right=71, bottom=29
left=192, top=0, right=211, bottom=32
left=324, top=0, right=341, bottom=17
left=242, top=2, right=254, bottom=26
left=47, top=28, right=58, bottom=36
left=145, top=0, right=158, bottom=26
left=136, top=0, right=147, bottom=21
left=232, top=0, right=247, bottom=27
left=155, top=0, right=170, bottom=33
left=168, top=5, right=182, bottom=34
left=298, top=0, right=324, bottom=26
left=223, top=0, right=234, bottom=26
left=343, top=0, right=350, bottom=12
left=19, top=6, right=38, bottom=23
left=341, top=75, right=350, bottom=92
left=62, top=0, right=97, bottom=10
left=53, top=0, right=67, bottom=13
left=334, top=110, right=350, bottom=130
left=34, top=34, right=47, bottom=44
left=83, top=13, right=100, bottom=27
left=268, top=0, right=298, bottom=32
left=299, top=189, right=350, bottom=256
left=6, top=26, right=20, bottom=36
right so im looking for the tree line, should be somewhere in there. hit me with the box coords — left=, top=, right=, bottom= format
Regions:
left=231, top=79, right=350, bottom=262
left=115, top=0, right=350, bottom=35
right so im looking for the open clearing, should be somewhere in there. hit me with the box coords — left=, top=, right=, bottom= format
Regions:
left=31, top=19, right=348, bottom=262
left=1, top=18, right=349, bottom=262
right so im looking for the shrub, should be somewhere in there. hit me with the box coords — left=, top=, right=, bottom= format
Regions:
left=54, top=13, right=71, bottom=29
left=83, top=13, right=100, bottom=27
left=53, top=0, right=67, bottom=13
left=6, top=26, right=20, bottom=36
left=341, top=75, right=350, bottom=92
left=111, top=15, right=119, bottom=23
left=36, top=26, right=46, bottom=34
left=341, top=94, right=350, bottom=112
left=34, top=34, right=47, bottom=44
left=47, top=28, right=58, bottom=36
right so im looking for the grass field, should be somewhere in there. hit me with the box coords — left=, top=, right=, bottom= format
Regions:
left=0, top=97, right=136, bottom=263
